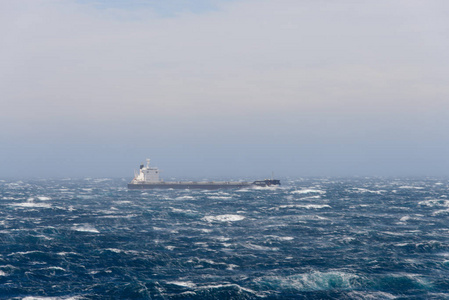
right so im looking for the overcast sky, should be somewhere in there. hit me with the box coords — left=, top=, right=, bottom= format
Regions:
left=1, top=0, right=448, bottom=179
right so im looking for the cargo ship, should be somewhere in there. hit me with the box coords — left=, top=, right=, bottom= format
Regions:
left=127, top=159, right=280, bottom=190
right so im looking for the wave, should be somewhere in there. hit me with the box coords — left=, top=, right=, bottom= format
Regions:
left=202, top=214, right=245, bottom=222
left=194, top=284, right=260, bottom=298
left=71, top=225, right=100, bottom=233
left=208, top=196, right=233, bottom=200
left=271, top=204, right=331, bottom=210
left=265, top=235, right=295, bottom=241
left=418, top=199, right=449, bottom=208
left=399, top=186, right=425, bottom=189
left=346, top=291, right=397, bottom=299
left=350, top=188, right=384, bottom=194
left=291, top=189, right=326, bottom=194
left=11, top=202, right=52, bottom=208
left=167, top=281, right=196, bottom=288
left=175, top=196, right=196, bottom=200
left=1, top=177, right=447, bottom=298
left=256, top=271, right=360, bottom=292
left=243, top=243, right=279, bottom=251
left=22, top=296, right=82, bottom=300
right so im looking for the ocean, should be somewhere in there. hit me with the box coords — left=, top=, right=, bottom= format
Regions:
left=1, top=177, right=449, bottom=299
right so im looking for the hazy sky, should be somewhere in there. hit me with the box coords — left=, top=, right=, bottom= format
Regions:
left=1, top=0, right=448, bottom=178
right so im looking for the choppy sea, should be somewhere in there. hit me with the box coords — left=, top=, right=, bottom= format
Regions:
left=1, top=178, right=449, bottom=299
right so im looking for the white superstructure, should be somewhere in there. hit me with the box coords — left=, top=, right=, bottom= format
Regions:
left=133, top=159, right=161, bottom=183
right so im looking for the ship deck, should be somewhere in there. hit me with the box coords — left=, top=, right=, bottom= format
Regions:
left=128, top=181, right=252, bottom=190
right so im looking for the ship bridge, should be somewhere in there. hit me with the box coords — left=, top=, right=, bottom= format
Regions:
left=133, top=159, right=161, bottom=183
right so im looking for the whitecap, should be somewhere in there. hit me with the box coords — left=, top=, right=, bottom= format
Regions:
left=179, top=291, right=197, bottom=296
left=198, top=284, right=258, bottom=296
left=339, top=237, right=356, bottom=243
left=433, top=209, right=449, bottom=216
left=37, top=196, right=51, bottom=201
left=206, top=192, right=230, bottom=196
left=194, top=242, right=208, bottom=247
left=258, top=271, right=358, bottom=291
left=400, top=215, right=410, bottom=222
left=105, top=248, right=123, bottom=253
left=171, top=208, right=196, bottom=214
left=244, top=243, right=279, bottom=251
left=57, top=252, right=78, bottom=256
left=419, top=199, right=449, bottom=207
left=93, top=178, right=111, bottom=183
left=399, top=186, right=424, bottom=189
left=71, top=225, right=99, bottom=233
left=291, top=189, right=326, bottom=194
left=167, top=281, right=196, bottom=288
left=44, top=266, right=66, bottom=271
left=303, top=195, right=322, bottom=200
left=11, top=202, right=51, bottom=208
left=289, top=215, right=330, bottom=221
left=196, top=259, right=238, bottom=271
left=8, top=251, right=40, bottom=256
left=176, top=196, right=195, bottom=200
left=351, top=188, right=383, bottom=194
left=114, top=200, right=132, bottom=204
left=347, top=291, right=396, bottom=299
left=34, top=235, right=52, bottom=241
left=77, top=195, right=95, bottom=200
left=251, top=185, right=280, bottom=190
left=23, top=296, right=82, bottom=300
left=383, top=231, right=406, bottom=236
left=272, top=204, right=331, bottom=210
left=202, top=214, right=245, bottom=222
left=266, top=235, right=294, bottom=241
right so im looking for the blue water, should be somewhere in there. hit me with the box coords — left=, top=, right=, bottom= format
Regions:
left=1, top=177, right=449, bottom=299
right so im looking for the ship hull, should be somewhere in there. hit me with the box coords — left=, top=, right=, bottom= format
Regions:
left=127, top=180, right=280, bottom=190
left=128, top=182, right=251, bottom=190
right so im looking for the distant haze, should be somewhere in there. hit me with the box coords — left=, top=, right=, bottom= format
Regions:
left=1, top=0, right=448, bottom=178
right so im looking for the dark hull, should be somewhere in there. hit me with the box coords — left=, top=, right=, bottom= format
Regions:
left=128, top=182, right=251, bottom=190
left=128, top=179, right=280, bottom=190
